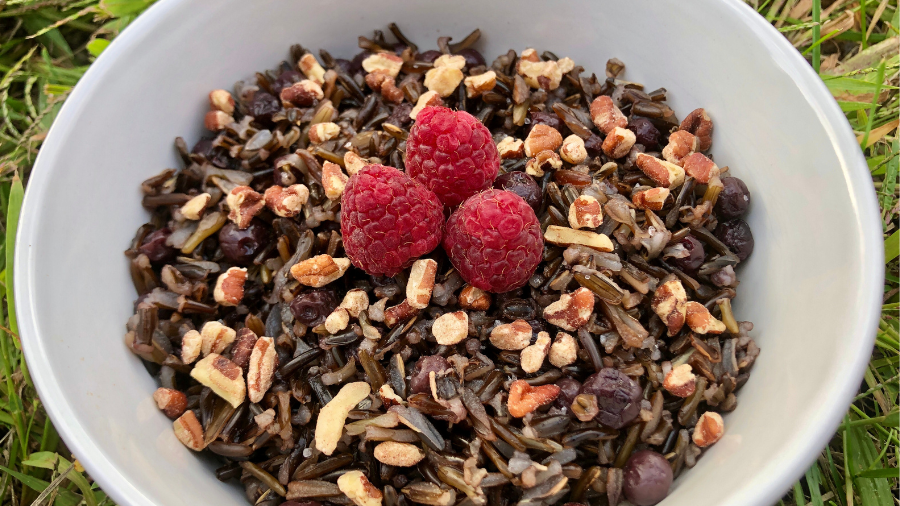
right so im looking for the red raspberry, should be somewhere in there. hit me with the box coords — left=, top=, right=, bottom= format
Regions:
left=406, top=106, right=500, bottom=207
left=442, top=189, right=543, bottom=293
left=341, top=165, right=443, bottom=276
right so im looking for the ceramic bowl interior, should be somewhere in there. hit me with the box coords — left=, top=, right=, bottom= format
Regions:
left=15, top=1, right=882, bottom=505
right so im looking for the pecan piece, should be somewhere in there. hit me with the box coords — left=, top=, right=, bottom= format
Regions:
left=225, top=186, right=264, bottom=229
left=543, top=287, right=595, bottom=331
left=507, top=380, right=560, bottom=418
left=213, top=266, right=247, bottom=306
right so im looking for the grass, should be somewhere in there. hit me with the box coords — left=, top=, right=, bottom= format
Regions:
left=0, top=0, right=896, bottom=504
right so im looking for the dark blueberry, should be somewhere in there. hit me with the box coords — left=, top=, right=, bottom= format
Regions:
left=494, top=172, right=542, bottom=211
left=191, top=138, right=214, bottom=157
left=715, top=219, right=754, bottom=261
left=715, top=176, right=751, bottom=220
left=271, top=70, right=302, bottom=95
left=218, top=220, right=272, bottom=265
left=349, top=51, right=371, bottom=74
left=289, top=289, right=337, bottom=327
left=385, top=103, right=414, bottom=128
left=670, top=235, right=706, bottom=273
left=554, top=378, right=582, bottom=409
left=455, top=48, right=486, bottom=68
left=417, top=50, right=443, bottom=63
left=623, top=450, right=673, bottom=506
left=628, top=117, right=660, bottom=148
left=139, top=228, right=175, bottom=263
left=248, top=91, right=281, bottom=123
left=580, top=368, right=642, bottom=429
left=410, top=355, right=450, bottom=394
left=584, top=134, right=604, bottom=157
left=333, top=58, right=354, bottom=75
left=528, top=111, right=563, bottom=132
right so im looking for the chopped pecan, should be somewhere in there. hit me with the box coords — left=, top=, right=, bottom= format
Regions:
left=344, top=151, right=369, bottom=176
left=230, top=327, right=258, bottom=370
left=362, top=53, right=404, bottom=78
left=280, top=80, right=323, bottom=107
left=635, top=153, right=685, bottom=189
left=322, top=161, right=349, bottom=200
left=200, top=321, right=236, bottom=357
left=489, top=319, right=533, bottom=350
left=524, top=124, right=563, bottom=157
left=298, top=53, right=326, bottom=84
left=568, top=195, right=603, bottom=229
left=247, top=336, right=276, bottom=403
left=309, top=122, right=341, bottom=144
left=684, top=301, right=727, bottom=334
left=340, top=289, right=370, bottom=318
left=520, top=331, right=551, bottom=373
left=663, top=364, right=696, bottom=398
left=590, top=96, right=627, bottom=134
left=173, top=410, right=205, bottom=451
left=632, top=187, right=670, bottom=211
left=682, top=153, right=720, bottom=184
left=464, top=70, right=497, bottom=98
left=560, top=135, right=588, bottom=164
left=407, top=258, right=438, bottom=309
left=497, top=137, right=525, bottom=159
left=208, top=89, right=235, bottom=113
left=601, top=126, right=637, bottom=159
left=526, top=150, right=562, bottom=177
left=424, top=66, right=464, bottom=97
left=325, top=307, right=351, bottom=334
left=213, top=266, right=247, bottom=306
left=459, top=285, right=491, bottom=310
left=153, top=387, right=187, bottom=419
left=264, top=184, right=309, bottom=217
left=507, top=380, right=560, bottom=418
left=662, top=130, right=698, bottom=166
left=290, top=254, right=351, bottom=287
left=373, top=441, right=425, bottom=467
left=549, top=332, right=578, bottom=367
left=180, top=193, right=210, bottom=220
left=337, top=470, right=383, bottom=506
left=384, top=299, right=419, bottom=328
left=432, top=311, right=469, bottom=345
left=225, top=186, right=264, bottom=229
left=180, top=329, right=202, bottom=364
left=433, top=54, right=467, bottom=70
left=679, top=108, right=713, bottom=151
left=692, top=411, right=725, bottom=447
left=190, top=353, right=245, bottom=407
left=651, top=278, right=688, bottom=336
left=544, top=225, right=614, bottom=252
left=543, top=287, right=595, bottom=331
left=314, top=382, right=371, bottom=455
left=410, top=91, right=443, bottom=119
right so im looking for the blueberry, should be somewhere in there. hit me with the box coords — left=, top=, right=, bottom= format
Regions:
left=623, top=450, right=673, bottom=506
left=714, top=177, right=751, bottom=220
left=715, top=219, right=754, bottom=261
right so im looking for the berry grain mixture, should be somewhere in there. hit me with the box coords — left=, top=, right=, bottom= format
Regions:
left=125, top=26, right=760, bottom=506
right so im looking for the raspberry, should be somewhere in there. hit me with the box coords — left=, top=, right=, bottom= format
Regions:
left=405, top=106, right=500, bottom=207
left=442, top=189, right=543, bottom=293
left=341, top=165, right=443, bottom=276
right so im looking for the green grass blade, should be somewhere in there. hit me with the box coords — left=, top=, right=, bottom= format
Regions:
left=884, top=230, right=899, bottom=263
left=5, top=174, right=23, bottom=344
left=812, top=0, right=821, bottom=73
left=846, top=422, right=893, bottom=506
left=859, top=60, right=887, bottom=149
left=794, top=481, right=808, bottom=506
left=856, top=468, right=899, bottom=479
left=806, top=464, right=825, bottom=506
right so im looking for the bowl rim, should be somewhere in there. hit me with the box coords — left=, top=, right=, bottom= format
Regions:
left=14, top=1, right=884, bottom=505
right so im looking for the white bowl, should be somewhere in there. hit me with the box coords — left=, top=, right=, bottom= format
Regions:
left=16, top=0, right=883, bottom=505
